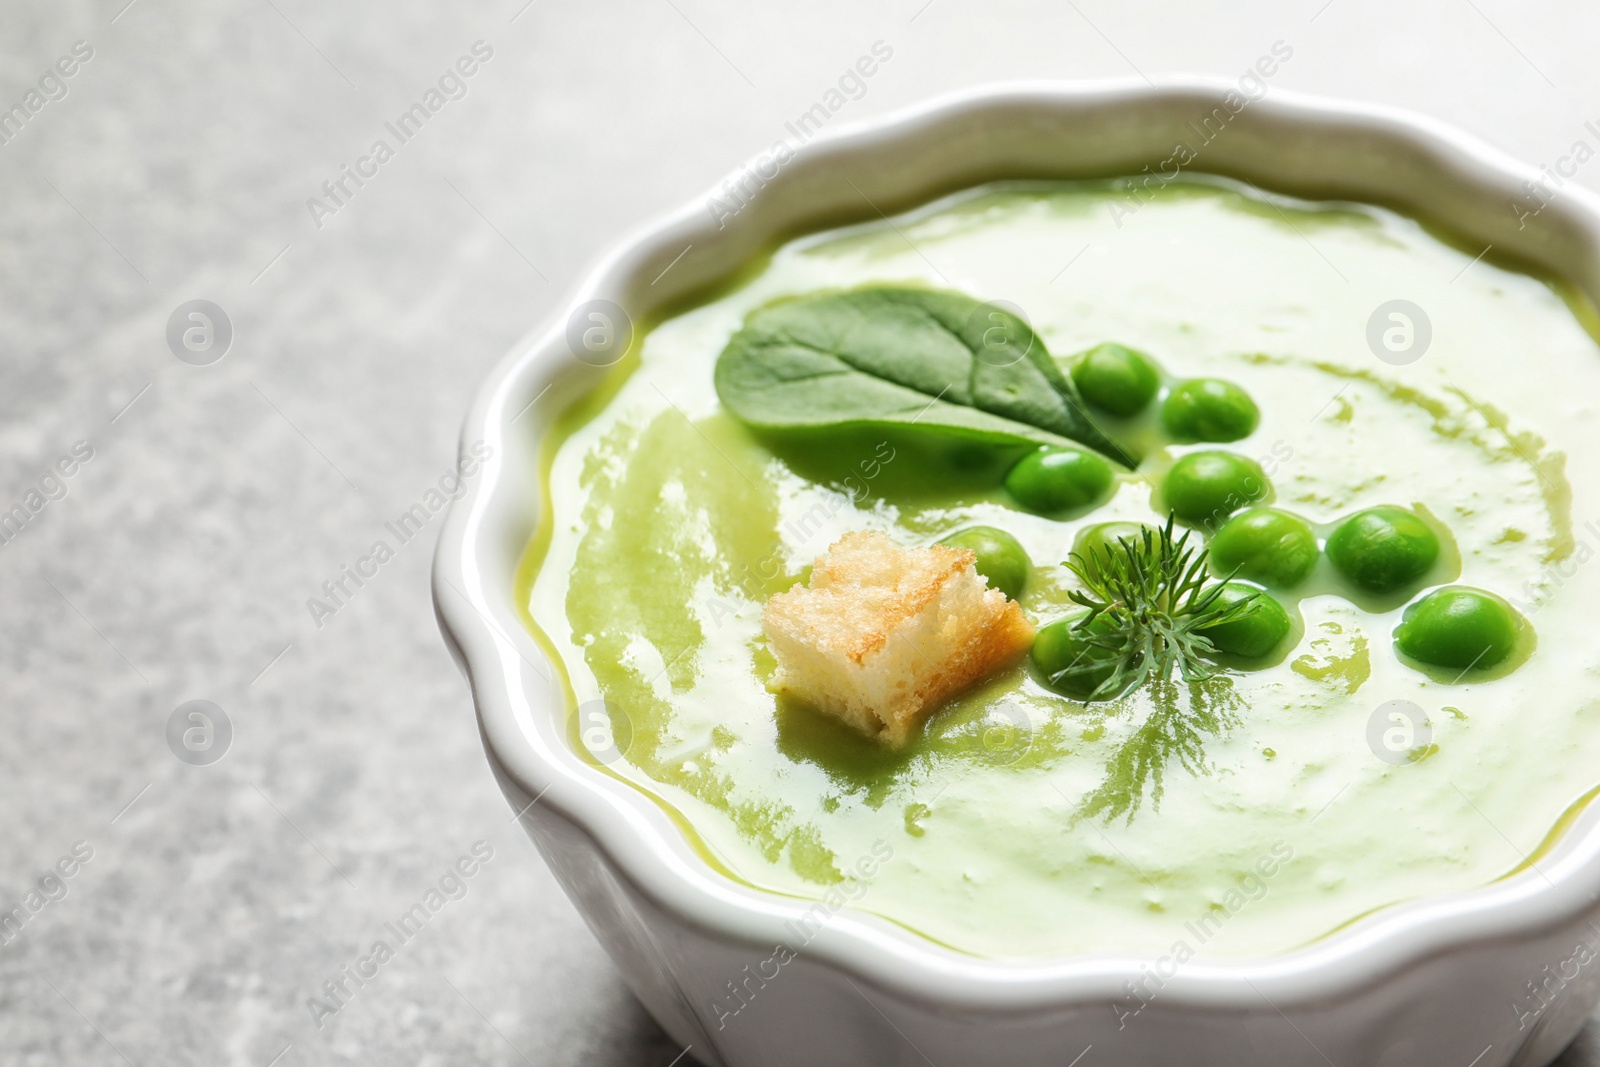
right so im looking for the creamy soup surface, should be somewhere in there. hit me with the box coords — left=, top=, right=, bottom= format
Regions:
left=522, top=180, right=1600, bottom=959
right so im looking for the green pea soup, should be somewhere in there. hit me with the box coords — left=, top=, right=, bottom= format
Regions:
left=519, top=179, right=1599, bottom=960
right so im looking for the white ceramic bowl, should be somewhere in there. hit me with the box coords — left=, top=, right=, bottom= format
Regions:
left=433, top=80, right=1600, bottom=1067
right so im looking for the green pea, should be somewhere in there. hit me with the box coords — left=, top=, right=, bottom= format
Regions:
left=1004, top=447, right=1114, bottom=514
left=1071, top=521, right=1155, bottom=578
left=1070, top=343, right=1161, bottom=416
left=1394, top=586, right=1522, bottom=672
left=1325, top=506, right=1440, bottom=593
left=1162, top=378, right=1260, bottom=442
left=938, top=526, right=1030, bottom=601
left=1161, top=451, right=1269, bottom=528
left=1032, top=612, right=1122, bottom=700
left=1198, top=582, right=1292, bottom=659
left=1208, top=507, right=1319, bottom=588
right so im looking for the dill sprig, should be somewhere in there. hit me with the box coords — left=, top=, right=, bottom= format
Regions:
left=1075, top=677, right=1244, bottom=822
left=1049, top=515, right=1259, bottom=701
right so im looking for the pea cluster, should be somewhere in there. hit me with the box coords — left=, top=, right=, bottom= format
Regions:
left=943, top=342, right=1530, bottom=690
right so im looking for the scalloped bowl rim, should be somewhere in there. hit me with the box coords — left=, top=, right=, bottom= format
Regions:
left=433, top=78, right=1600, bottom=1012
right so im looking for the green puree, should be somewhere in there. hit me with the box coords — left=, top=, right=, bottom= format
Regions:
left=525, top=179, right=1600, bottom=960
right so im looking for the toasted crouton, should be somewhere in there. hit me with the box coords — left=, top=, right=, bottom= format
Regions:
left=762, top=530, right=1035, bottom=746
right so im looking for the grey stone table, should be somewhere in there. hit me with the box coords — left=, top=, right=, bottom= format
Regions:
left=2, top=0, right=1598, bottom=1063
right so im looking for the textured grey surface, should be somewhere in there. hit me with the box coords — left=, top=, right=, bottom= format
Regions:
left=3, top=1, right=1600, bottom=1064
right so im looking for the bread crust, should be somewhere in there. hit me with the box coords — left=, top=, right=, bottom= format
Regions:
left=763, top=530, right=1035, bottom=745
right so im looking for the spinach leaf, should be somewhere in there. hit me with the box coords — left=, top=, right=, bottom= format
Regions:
left=713, top=287, right=1131, bottom=465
